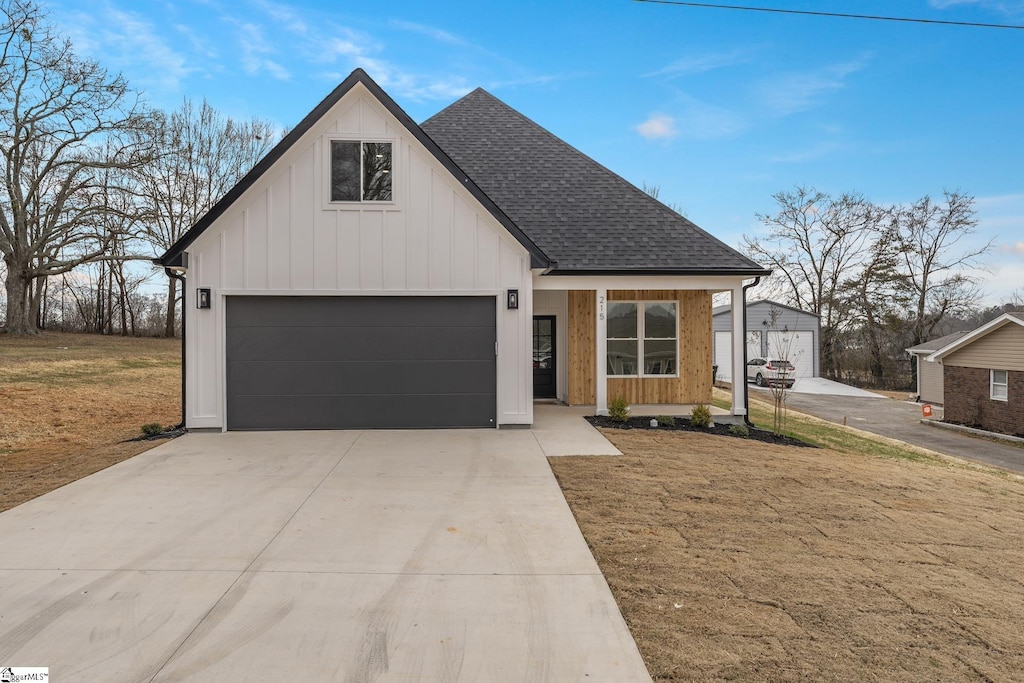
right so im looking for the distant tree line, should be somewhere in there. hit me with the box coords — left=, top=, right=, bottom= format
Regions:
left=0, top=0, right=276, bottom=336
left=744, top=186, right=1012, bottom=391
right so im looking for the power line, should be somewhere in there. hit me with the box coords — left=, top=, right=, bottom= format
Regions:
left=633, top=0, right=1024, bottom=30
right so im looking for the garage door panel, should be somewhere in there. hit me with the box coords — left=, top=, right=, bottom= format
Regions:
left=227, top=359, right=497, bottom=397
left=226, top=296, right=496, bottom=430
left=226, top=296, right=493, bottom=328
left=228, top=394, right=495, bottom=430
left=227, top=326, right=497, bottom=362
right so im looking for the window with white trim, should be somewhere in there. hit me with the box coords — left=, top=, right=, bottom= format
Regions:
left=991, top=369, right=1008, bottom=401
left=607, top=301, right=678, bottom=377
left=329, top=140, right=392, bottom=202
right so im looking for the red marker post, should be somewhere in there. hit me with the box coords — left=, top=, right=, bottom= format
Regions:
left=922, top=404, right=933, bottom=418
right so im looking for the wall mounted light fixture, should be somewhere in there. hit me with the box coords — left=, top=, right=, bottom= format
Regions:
left=197, top=288, right=211, bottom=309
left=506, top=289, right=519, bottom=310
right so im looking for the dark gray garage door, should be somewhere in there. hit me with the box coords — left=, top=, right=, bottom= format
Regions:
left=226, top=296, right=496, bottom=430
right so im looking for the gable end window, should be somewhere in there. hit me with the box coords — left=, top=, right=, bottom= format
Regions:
left=330, top=140, right=392, bottom=202
left=607, top=301, right=678, bottom=377
left=991, top=369, right=1008, bottom=401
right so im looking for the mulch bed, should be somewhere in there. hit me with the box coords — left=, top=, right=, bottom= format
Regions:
left=586, top=414, right=816, bottom=448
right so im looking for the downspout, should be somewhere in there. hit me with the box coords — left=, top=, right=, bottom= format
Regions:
left=164, top=268, right=186, bottom=430
left=741, top=277, right=762, bottom=428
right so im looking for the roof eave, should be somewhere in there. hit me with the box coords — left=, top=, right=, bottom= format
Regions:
left=542, top=267, right=772, bottom=277
left=926, top=313, right=1024, bottom=362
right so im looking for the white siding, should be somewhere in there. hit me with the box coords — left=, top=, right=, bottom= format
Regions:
left=534, top=290, right=569, bottom=403
left=185, top=83, right=533, bottom=428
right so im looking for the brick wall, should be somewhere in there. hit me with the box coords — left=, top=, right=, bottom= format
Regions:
left=944, top=366, right=1024, bottom=437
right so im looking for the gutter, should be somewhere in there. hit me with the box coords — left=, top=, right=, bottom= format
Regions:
left=159, top=262, right=187, bottom=430
left=741, top=277, right=762, bottom=428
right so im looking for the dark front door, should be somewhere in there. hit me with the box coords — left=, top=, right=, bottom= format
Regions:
left=533, top=316, right=556, bottom=399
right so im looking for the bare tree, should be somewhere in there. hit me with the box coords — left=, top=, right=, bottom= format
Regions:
left=0, top=0, right=152, bottom=334
left=743, top=186, right=879, bottom=377
left=136, top=98, right=277, bottom=336
left=893, top=191, right=990, bottom=346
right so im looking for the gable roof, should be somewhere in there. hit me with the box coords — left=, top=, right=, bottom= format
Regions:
left=157, top=69, right=551, bottom=270
left=905, top=330, right=970, bottom=355
left=925, top=313, right=1024, bottom=362
left=712, top=299, right=820, bottom=318
left=421, top=89, right=769, bottom=276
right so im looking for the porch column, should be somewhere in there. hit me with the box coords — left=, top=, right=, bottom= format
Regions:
left=596, top=288, right=608, bottom=415
left=731, top=284, right=746, bottom=416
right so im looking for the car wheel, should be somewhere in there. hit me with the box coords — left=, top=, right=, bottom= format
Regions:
left=755, top=373, right=765, bottom=386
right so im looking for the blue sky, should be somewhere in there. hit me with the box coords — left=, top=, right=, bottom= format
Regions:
left=50, top=0, right=1024, bottom=304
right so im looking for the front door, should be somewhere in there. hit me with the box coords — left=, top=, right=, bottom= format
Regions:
left=533, top=316, right=556, bottom=399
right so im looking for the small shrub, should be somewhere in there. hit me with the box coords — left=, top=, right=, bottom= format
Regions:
left=690, top=403, right=713, bottom=429
left=608, top=396, right=630, bottom=423
left=141, top=423, right=163, bottom=437
left=655, top=415, right=676, bottom=427
left=728, top=424, right=749, bottom=437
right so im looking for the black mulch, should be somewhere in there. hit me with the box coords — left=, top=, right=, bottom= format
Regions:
left=586, top=415, right=816, bottom=448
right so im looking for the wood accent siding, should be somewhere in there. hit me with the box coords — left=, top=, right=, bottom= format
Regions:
left=568, top=290, right=596, bottom=404
left=944, top=324, right=1024, bottom=371
left=567, top=289, right=713, bottom=405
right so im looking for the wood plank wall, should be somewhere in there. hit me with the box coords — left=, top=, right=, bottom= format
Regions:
left=567, top=289, right=713, bottom=405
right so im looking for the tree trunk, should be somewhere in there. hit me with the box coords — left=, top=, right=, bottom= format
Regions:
left=3, top=258, right=39, bottom=334
left=164, top=276, right=178, bottom=338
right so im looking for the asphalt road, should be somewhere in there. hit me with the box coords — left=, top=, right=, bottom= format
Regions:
left=755, top=387, right=1024, bottom=475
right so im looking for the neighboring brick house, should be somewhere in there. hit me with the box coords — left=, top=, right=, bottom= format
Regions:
left=927, top=313, right=1024, bottom=437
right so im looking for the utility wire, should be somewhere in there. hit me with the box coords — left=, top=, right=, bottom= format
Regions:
left=633, top=0, right=1024, bottom=30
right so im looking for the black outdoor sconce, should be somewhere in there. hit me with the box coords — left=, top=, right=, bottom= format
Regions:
left=507, top=289, right=519, bottom=310
left=197, top=288, right=211, bottom=309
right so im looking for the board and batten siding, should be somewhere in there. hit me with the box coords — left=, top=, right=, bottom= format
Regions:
left=942, top=323, right=1024, bottom=372
left=567, top=290, right=713, bottom=405
left=185, top=83, right=533, bottom=428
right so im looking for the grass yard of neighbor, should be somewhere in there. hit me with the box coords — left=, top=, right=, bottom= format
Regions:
left=0, top=332, right=181, bottom=513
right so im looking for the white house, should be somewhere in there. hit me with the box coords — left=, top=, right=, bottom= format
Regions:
left=158, top=70, right=770, bottom=430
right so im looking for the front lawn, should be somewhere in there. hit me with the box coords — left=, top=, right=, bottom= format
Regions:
left=550, top=429, right=1024, bottom=681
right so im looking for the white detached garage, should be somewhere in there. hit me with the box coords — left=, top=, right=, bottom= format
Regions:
left=712, top=300, right=820, bottom=382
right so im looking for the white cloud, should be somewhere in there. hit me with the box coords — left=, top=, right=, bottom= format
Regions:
left=929, top=0, right=1024, bottom=14
left=59, top=4, right=193, bottom=93
left=1001, top=241, right=1024, bottom=254
left=635, top=114, right=678, bottom=140
left=645, top=48, right=751, bottom=78
left=233, top=21, right=291, bottom=80
left=754, top=58, right=868, bottom=116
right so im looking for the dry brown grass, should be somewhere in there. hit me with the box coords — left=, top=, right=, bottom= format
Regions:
left=0, top=332, right=180, bottom=512
left=550, top=429, right=1024, bottom=682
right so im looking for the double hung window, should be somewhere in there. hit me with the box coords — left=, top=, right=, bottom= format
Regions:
left=607, top=301, right=678, bottom=377
left=991, top=369, right=1008, bottom=401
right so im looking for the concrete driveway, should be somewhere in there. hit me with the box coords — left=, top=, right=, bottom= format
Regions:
left=0, top=429, right=650, bottom=681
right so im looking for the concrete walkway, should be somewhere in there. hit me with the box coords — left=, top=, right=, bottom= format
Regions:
left=0, top=428, right=649, bottom=681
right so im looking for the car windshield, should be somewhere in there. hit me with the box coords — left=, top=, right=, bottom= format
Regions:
left=770, top=360, right=794, bottom=369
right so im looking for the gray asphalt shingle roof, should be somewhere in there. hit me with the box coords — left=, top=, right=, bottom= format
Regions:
left=906, top=330, right=971, bottom=354
left=422, top=88, right=768, bottom=275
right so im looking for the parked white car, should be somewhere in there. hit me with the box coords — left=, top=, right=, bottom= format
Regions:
left=746, top=357, right=795, bottom=387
